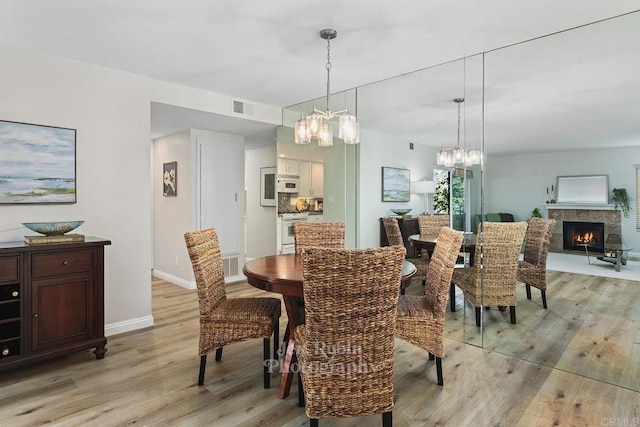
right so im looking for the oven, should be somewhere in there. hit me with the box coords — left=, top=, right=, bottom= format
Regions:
left=281, top=213, right=309, bottom=253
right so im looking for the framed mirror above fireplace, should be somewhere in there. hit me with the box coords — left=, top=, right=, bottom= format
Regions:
left=556, top=174, right=609, bottom=204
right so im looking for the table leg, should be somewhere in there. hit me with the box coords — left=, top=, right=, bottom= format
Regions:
left=615, top=250, right=622, bottom=272
left=277, top=295, right=300, bottom=399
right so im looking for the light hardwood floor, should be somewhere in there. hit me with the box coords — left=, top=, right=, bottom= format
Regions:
left=0, top=274, right=638, bottom=426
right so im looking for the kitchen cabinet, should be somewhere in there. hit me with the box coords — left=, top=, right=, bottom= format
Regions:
left=299, top=161, right=323, bottom=197
left=0, top=238, right=110, bottom=372
left=277, top=158, right=300, bottom=176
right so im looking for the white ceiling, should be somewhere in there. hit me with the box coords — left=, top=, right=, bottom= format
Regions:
left=1, top=1, right=639, bottom=151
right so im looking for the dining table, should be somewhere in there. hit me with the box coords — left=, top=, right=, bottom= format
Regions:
left=243, top=253, right=417, bottom=399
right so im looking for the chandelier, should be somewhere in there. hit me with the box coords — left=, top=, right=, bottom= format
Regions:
left=294, top=29, right=360, bottom=147
left=436, top=98, right=480, bottom=167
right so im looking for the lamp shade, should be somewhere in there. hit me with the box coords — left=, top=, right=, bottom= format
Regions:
left=414, top=180, right=436, bottom=194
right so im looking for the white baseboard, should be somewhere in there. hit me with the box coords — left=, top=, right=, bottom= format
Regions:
left=153, top=269, right=195, bottom=290
left=105, top=315, right=154, bottom=337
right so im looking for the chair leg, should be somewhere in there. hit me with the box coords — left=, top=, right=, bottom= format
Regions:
left=510, top=306, right=516, bottom=324
left=435, top=356, right=443, bottom=386
left=400, top=287, right=405, bottom=295
left=198, top=355, right=207, bottom=386
left=541, top=290, right=547, bottom=309
left=263, top=337, right=270, bottom=389
left=525, top=284, right=532, bottom=300
left=449, top=283, right=456, bottom=312
left=215, top=347, right=223, bottom=361
left=382, top=411, right=393, bottom=427
left=310, top=419, right=319, bottom=427
left=273, top=318, right=279, bottom=361
left=298, top=371, right=305, bottom=408
left=428, top=352, right=435, bottom=361
left=475, top=307, right=481, bottom=327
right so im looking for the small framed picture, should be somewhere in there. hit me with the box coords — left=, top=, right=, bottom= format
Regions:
left=163, top=161, right=177, bottom=197
left=260, top=167, right=276, bottom=206
left=382, top=166, right=410, bottom=202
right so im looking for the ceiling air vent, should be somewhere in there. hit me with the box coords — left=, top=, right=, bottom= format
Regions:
left=232, top=99, right=254, bottom=116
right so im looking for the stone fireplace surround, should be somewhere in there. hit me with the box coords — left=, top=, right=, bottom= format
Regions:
left=546, top=205, right=621, bottom=254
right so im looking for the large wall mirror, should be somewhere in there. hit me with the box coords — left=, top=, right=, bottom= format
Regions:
left=482, top=12, right=640, bottom=391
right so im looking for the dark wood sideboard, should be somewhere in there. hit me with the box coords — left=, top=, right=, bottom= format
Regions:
left=379, top=217, right=418, bottom=258
left=0, top=237, right=111, bottom=371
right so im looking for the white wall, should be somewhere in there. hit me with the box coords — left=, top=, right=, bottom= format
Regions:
left=358, top=129, right=439, bottom=249
left=152, top=130, right=193, bottom=288
left=485, top=146, right=640, bottom=255
left=245, top=144, right=277, bottom=259
left=0, top=43, right=281, bottom=335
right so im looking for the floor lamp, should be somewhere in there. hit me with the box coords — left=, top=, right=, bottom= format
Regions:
left=414, top=180, right=436, bottom=214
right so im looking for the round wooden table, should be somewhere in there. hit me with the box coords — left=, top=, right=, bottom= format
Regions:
left=243, top=253, right=416, bottom=399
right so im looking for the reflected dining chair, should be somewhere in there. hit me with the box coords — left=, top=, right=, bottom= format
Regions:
left=417, top=214, right=451, bottom=261
left=295, top=245, right=405, bottom=427
left=517, top=218, right=556, bottom=309
left=293, top=221, right=345, bottom=253
left=184, top=228, right=281, bottom=387
left=383, top=217, right=428, bottom=290
left=451, top=222, right=527, bottom=326
left=395, top=227, right=464, bottom=386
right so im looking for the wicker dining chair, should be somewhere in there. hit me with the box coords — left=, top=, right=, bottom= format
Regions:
left=451, top=222, right=527, bottom=326
left=517, top=218, right=556, bottom=309
left=295, top=246, right=405, bottom=427
left=184, top=228, right=281, bottom=387
left=383, top=217, right=428, bottom=290
left=395, top=227, right=464, bottom=386
left=293, top=221, right=345, bottom=253
left=417, top=215, right=450, bottom=260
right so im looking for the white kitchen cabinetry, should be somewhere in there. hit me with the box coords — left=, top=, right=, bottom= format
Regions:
left=307, top=215, right=324, bottom=223
left=277, top=158, right=300, bottom=176
left=298, top=161, right=323, bottom=197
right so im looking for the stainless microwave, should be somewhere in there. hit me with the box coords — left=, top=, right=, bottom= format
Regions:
left=277, top=177, right=300, bottom=193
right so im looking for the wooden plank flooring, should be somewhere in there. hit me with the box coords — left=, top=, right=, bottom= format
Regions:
left=0, top=274, right=638, bottom=426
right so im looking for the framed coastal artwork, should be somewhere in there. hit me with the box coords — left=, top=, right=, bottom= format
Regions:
left=382, top=166, right=410, bottom=202
left=0, top=119, right=77, bottom=204
left=163, top=161, right=177, bottom=197
left=260, top=166, right=276, bottom=206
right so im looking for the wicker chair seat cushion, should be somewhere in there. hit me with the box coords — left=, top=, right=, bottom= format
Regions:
left=208, top=297, right=281, bottom=322
left=396, top=295, right=436, bottom=321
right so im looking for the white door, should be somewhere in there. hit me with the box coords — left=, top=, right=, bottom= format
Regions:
left=197, top=139, right=241, bottom=257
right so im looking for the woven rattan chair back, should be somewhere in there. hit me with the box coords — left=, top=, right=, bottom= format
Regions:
left=294, top=222, right=345, bottom=254
left=296, top=245, right=406, bottom=423
left=423, top=227, right=465, bottom=318
left=382, top=217, right=404, bottom=246
left=522, top=218, right=556, bottom=266
left=518, top=218, right=556, bottom=308
left=184, top=228, right=227, bottom=315
left=476, top=222, right=527, bottom=299
left=418, top=215, right=450, bottom=235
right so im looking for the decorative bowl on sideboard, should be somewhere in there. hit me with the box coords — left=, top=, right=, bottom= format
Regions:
left=22, top=221, right=84, bottom=236
left=390, top=208, right=412, bottom=216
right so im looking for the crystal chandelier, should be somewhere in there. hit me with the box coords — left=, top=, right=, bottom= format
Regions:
left=294, top=29, right=360, bottom=147
left=436, top=98, right=480, bottom=167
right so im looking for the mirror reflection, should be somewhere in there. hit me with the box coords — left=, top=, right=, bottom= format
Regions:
left=279, top=88, right=358, bottom=251
left=482, top=12, right=640, bottom=391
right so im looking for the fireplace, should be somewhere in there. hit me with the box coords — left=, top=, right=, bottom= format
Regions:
left=563, top=221, right=604, bottom=252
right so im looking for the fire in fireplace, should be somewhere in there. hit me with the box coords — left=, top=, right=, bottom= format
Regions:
left=563, top=221, right=604, bottom=252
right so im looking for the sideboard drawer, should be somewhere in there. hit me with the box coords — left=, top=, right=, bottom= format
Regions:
left=32, top=250, right=94, bottom=278
left=0, top=256, right=19, bottom=283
